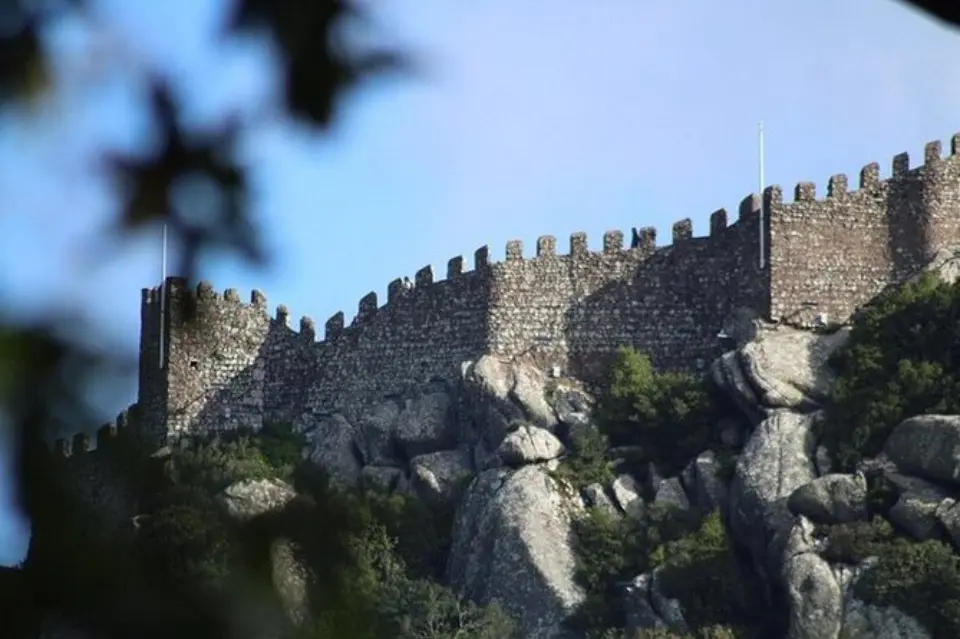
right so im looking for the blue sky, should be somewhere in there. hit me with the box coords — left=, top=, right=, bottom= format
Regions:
left=1, top=0, right=959, bottom=565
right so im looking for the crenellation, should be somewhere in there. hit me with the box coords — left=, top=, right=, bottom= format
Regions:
left=276, top=304, right=289, bottom=325
left=224, top=288, right=241, bottom=303
left=325, top=312, right=345, bottom=340
left=570, top=232, right=588, bottom=256
left=603, top=230, right=624, bottom=253
left=506, top=240, right=523, bottom=261
left=73, top=432, right=91, bottom=454
left=925, top=140, right=942, bottom=165
left=537, top=235, right=556, bottom=257
left=197, top=281, right=217, bottom=301
left=415, top=265, right=434, bottom=287
left=447, top=256, right=463, bottom=278
left=631, top=227, right=656, bottom=251
left=387, top=278, right=404, bottom=303
left=952, top=134, right=960, bottom=156
left=710, top=209, right=728, bottom=235
left=739, top=194, right=761, bottom=220
left=475, top=246, right=489, bottom=269
left=357, top=292, right=378, bottom=320
left=828, top=174, right=848, bottom=198
left=129, top=129, right=960, bottom=457
left=96, top=422, right=116, bottom=449
left=763, top=185, right=783, bottom=209
left=892, top=152, right=910, bottom=178
left=251, top=289, right=267, bottom=308
left=300, top=316, right=316, bottom=341
left=671, top=218, right=693, bottom=242
left=860, top=162, right=881, bottom=190
left=54, top=438, right=69, bottom=458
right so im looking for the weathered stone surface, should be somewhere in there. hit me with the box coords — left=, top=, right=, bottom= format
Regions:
left=884, top=414, right=960, bottom=486
left=302, top=414, right=362, bottom=488
left=622, top=573, right=668, bottom=632
left=582, top=482, right=619, bottom=516
left=359, top=465, right=405, bottom=493
left=446, top=466, right=585, bottom=639
left=781, top=517, right=842, bottom=639
left=218, top=478, right=297, bottom=522
left=841, top=599, right=931, bottom=639
left=684, top=450, right=728, bottom=513
left=787, top=473, right=868, bottom=525
left=498, top=424, right=565, bottom=466
left=730, top=410, right=817, bottom=582
left=394, top=392, right=456, bottom=458
left=611, top=473, right=645, bottom=520
left=270, top=538, right=311, bottom=627
left=408, top=448, right=474, bottom=506
left=354, top=401, right=401, bottom=466
left=652, top=476, right=690, bottom=512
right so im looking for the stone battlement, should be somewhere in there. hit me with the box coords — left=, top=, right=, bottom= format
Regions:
left=127, top=131, right=960, bottom=447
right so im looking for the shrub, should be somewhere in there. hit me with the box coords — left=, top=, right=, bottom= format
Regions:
left=854, top=537, right=960, bottom=639
left=597, top=348, right=722, bottom=475
left=652, top=512, right=766, bottom=635
left=816, top=517, right=901, bottom=565
left=823, top=273, right=960, bottom=469
left=136, top=501, right=236, bottom=589
left=552, top=425, right=617, bottom=491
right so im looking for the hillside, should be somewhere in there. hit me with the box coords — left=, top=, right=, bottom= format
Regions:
left=9, top=250, right=960, bottom=638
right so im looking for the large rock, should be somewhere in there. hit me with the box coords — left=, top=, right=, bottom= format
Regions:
left=729, top=410, right=818, bottom=584
left=498, top=424, right=565, bottom=467
left=736, top=327, right=848, bottom=410
left=460, top=356, right=562, bottom=452
left=394, top=392, right=456, bottom=458
left=301, top=413, right=362, bottom=488
left=218, top=478, right=297, bottom=522
left=270, top=537, right=311, bottom=627
left=446, top=465, right=585, bottom=639
left=354, top=401, right=401, bottom=466
left=409, top=448, right=474, bottom=507
left=781, top=517, right=842, bottom=639
left=884, top=414, right=960, bottom=487
left=787, top=473, right=868, bottom=525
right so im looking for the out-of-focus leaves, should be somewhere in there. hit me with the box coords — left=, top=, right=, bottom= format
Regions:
left=899, top=0, right=960, bottom=30
left=106, top=83, right=256, bottom=283
left=0, top=11, right=50, bottom=102
left=229, top=0, right=412, bottom=129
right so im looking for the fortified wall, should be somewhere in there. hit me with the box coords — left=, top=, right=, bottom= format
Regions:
left=126, top=131, right=960, bottom=447
left=43, top=407, right=142, bottom=543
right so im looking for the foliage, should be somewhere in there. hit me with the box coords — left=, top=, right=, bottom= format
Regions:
left=552, top=425, right=618, bottom=491
left=822, top=274, right=960, bottom=469
left=596, top=348, right=724, bottom=475
left=854, top=537, right=960, bottom=639
left=652, top=513, right=769, bottom=637
left=815, top=517, right=902, bottom=565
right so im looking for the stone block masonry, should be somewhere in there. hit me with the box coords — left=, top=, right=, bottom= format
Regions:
left=125, top=131, right=960, bottom=446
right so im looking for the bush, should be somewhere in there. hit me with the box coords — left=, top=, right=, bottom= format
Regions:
left=823, top=273, right=960, bottom=469
left=652, top=512, right=767, bottom=636
left=816, top=517, right=901, bottom=565
left=854, top=537, right=960, bottom=639
left=136, top=501, right=236, bottom=589
left=597, top=348, right=722, bottom=475
left=552, top=425, right=617, bottom=491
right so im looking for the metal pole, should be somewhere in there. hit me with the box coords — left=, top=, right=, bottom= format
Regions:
left=758, top=121, right=766, bottom=269
left=158, top=223, right=167, bottom=369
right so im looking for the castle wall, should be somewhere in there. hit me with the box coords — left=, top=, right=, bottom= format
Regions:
left=135, top=129, right=960, bottom=443
left=768, top=134, right=960, bottom=326
left=46, top=408, right=141, bottom=543
left=486, top=199, right=769, bottom=379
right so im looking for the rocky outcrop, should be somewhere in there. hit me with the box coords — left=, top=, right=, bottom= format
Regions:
left=446, top=465, right=586, bottom=639
left=218, top=478, right=297, bottom=522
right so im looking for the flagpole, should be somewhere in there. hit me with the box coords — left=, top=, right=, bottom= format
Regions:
left=758, top=121, right=766, bottom=270
left=159, top=223, right=167, bottom=369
